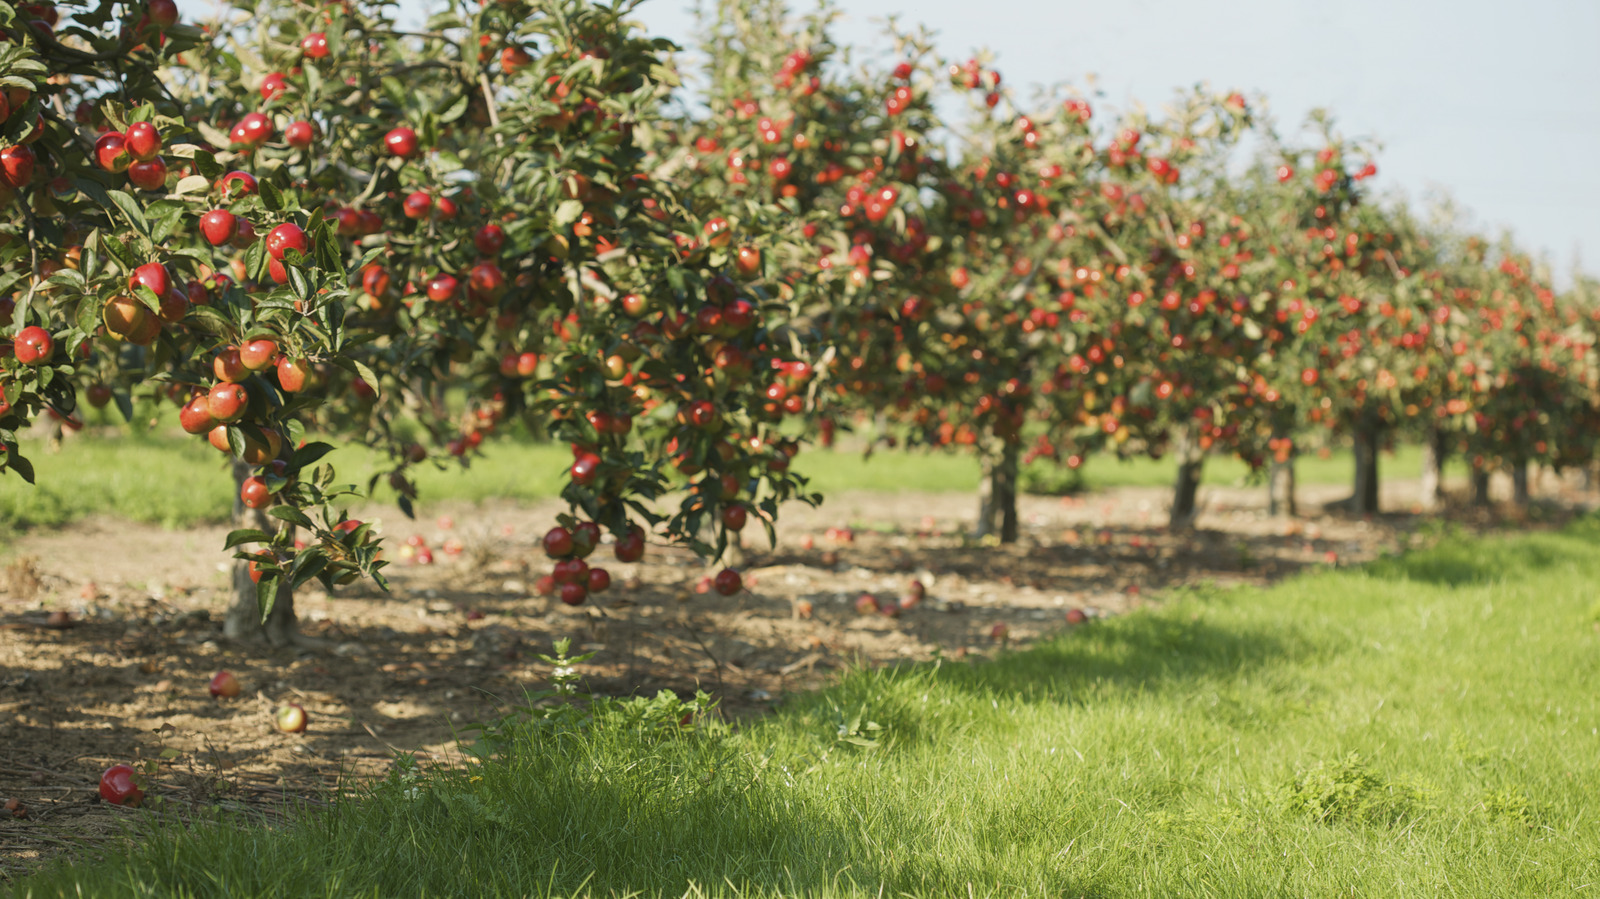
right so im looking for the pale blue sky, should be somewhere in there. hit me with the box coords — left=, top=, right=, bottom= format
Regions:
left=623, top=0, right=1599, bottom=285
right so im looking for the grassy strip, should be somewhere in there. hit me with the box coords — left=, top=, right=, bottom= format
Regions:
left=0, top=431, right=1441, bottom=538
left=13, top=520, right=1600, bottom=897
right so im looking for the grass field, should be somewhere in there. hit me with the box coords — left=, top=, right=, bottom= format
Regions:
left=11, top=518, right=1600, bottom=897
left=0, top=429, right=1451, bottom=540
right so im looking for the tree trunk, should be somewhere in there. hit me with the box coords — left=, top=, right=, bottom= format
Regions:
left=974, top=440, right=1020, bottom=543
left=1511, top=458, right=1530, bottom=507
left=1268, top=426, right=1296, bottom=518
left=1349, top=422, right=1381, bottom=515
left=1471, top=465, right=1492, bottom=507
left=1419, top=428, right=1446, bottom=512
left=1170, top=425, right=1205, bottom=530
left=223, top=460, right=298, bottom=646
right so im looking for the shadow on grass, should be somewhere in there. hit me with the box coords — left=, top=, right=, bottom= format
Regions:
left=1363, top=513, right=1600, bottom=586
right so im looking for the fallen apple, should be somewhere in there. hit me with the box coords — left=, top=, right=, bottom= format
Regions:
left=274, top=702, right=307, bottom=733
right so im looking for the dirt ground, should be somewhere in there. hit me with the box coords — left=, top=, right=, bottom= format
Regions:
left=1, top=466, right=1592, bottom=879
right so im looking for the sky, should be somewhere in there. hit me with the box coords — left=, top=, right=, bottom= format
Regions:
left=616, top=0, right=1599, bottom=287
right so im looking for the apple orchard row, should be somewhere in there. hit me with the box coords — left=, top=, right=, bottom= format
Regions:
left=0, top=0, right=1591, bottom=629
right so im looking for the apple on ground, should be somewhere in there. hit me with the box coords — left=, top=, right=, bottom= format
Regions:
left=274, top=703, right=307, bottom=733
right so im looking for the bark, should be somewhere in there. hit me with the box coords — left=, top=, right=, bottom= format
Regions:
left=223, top=459, right=298, bottom=646
left=1471, top=465, right=1492, bottom=507
left=1170, top=425, right=1205, bottom=530
left=1419, top=428, right=1446, bottom=512
left=1267, top=425, right=1296, bottom=518
left=1268, top=455, right=1297, bottom=517
left=1349, top=422, right=1381, bottom=515
left=974, top=440, right=1020, bottom=543
left=1511, top=458, right=1530, bottom=507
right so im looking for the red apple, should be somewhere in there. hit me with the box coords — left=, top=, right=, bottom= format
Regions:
left=300, top=32, right=329, bottom=59
left=276, top=356, right=308, bottom=392
left=12, top=326, right=52, bottom=364
left=284, top=120, right=315, bottom=148
left=559, top=581, right=587, bottom=606
left=239, top=338, right=277, bottom=371
left=208, top=669, right=240, bottom=698
left=713, top=568, right=742, bottom=596
left=231, top=112, right=272, bottom=147
left=240, top=476, right=273, bottom=509
left=474, top=223, right=505, bottom=255
left=384, top=126, right=418, bottom=159
left=265, top=222, right=308, bottom=261
left=98, top=765, right=143, bottom=807
left=125, top=121, right=161, bottom=160
left=199, top=209, right=236, bottom=246
left=179, top=396, right=217, bottom=434
left=207, top=382, right=247, bottom=422
left=95, top=132, right=130, bottom=172
left=0, top=145, right=35, bottom=188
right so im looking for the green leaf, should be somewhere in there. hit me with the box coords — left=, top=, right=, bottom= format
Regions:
left=225, top=528, right=274, bottom=549
left=553, top=199, right=584, bottom=228
left=104, top=189, right=151, bottom=236
left=256, top=574, right=281, bottom=623
left=292, top=441, right=335, bottom=469
left=269, top=505, right=315, bottom=528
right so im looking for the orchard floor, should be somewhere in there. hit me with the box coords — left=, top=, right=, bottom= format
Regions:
left=0, top=469, right=1590, bottom=879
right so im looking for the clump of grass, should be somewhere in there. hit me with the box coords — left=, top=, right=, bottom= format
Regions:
left=1277, top=752, right=1427, bottom=825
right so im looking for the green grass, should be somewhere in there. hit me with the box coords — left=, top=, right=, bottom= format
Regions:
left=13, top=520, right=1600, bottom=896
left=0, top=429, right=1441, bottom=544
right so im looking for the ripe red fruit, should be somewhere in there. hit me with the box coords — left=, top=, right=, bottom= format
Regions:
left=384, top=126, right=419, bottom=159
left=98, top=765, right=143, bottom=807
left=402, top=191, right=432, bottom=219
left=425, top=273, right=458, bottom=302
left=231, top=112, right=272, bottom=147
left=94, top=131, right=130, bottom=172
left=0, top=145, right=35, bottom=188
left=275, top=703, right=308, bottom=733
left=127, top=157, right=167, bottom=191
left=613, top=529, right=645, bottom=563
left=219, top=170, right=258, bottom=198
left=179, top=396, right=217, bottom=435
left=12, top=326, right=52, bottom=365
left=125, top=121, right=161, bottom=160
left=543, top=526, right=574, bottom=558
left=128, top=263, right=170, bottom=300
left=1065, top=608, right=1088, bottom=625
left=474, top=223, right=506, bottom=256
left=260, top=72, right=289, bottom=100
left=721, top=504, right=748, bottom=531
left=433, top=196, right=459, bottom=220
left=213, top=347, right=246, bottom=382
left=300, top=32, right=329, bottom=59
left=854, top=593, right=880, bottom=615
left=239, top=338, right=278, bottom=371
left=208, top=669, right=241, bottom=698
left=586, top=567, right=611, bottom=593
left=284, top=120, right=315, bottom=148
left=535, top=575, right=556, bottom=596
left=240, top=476, right=273, bottom=509
left=147, top=0, right=178, bottom=28
left=734, top=246, right=761, bottom=277
left=570, top=521, right=601, bottom=558
left=1300, top=368, right=1319, bottom=386
left=276, top=356, right=309, bottom=392
left=199, top=209, right=236, bottom=246
left=570, top=452, right=601, bottom=485
left=207, top=382, right=247, bottom=422
left=558, top=581, right=588, bottom=606
left=713, top=568, right=742, bottom=596
left=703, top=217, right=731, bottom=247
left=265, top=223, right=308, bottom=261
